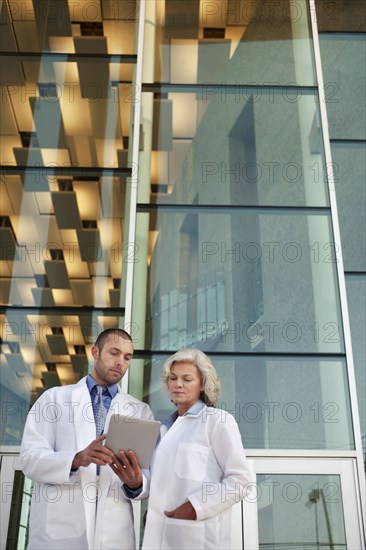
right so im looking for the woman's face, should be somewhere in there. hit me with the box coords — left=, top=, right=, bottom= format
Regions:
left=168, top=361, right=203, bottom=413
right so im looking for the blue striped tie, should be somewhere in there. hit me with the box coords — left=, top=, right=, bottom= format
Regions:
left=93, top=385, right=107, bottom=437
left=93, top=386, right=107, bottom=474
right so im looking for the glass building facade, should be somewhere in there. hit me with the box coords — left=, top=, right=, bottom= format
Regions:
left=0, top=1, right=365, bottom=548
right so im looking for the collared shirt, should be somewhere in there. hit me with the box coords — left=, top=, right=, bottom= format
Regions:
left=163, top=399, right=205, bottom=431
left=86, top=374, right=118, bottom=414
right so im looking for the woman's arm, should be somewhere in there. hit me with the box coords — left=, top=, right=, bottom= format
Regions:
left=188, top=411, right=255, bottom=521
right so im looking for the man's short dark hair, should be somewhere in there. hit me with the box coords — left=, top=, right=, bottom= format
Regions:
left=94, top=328, right=133, bottom=350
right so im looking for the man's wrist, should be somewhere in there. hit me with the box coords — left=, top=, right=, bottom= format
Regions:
left=71, top=452, right=81, bottom=470
left=123, top=484, right=143, bottom=498
left=124, top=482, right=142, bottom=490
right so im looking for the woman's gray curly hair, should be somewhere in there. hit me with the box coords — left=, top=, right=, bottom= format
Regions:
left=161, top=348, right=221, bottom=407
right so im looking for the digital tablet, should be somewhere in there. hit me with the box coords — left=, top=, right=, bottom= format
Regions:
left=105, top=415, right=161, bottom=469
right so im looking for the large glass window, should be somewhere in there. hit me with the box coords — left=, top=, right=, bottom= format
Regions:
left=135, top=353, right=354, bottom=450
left=150, top=0, right=315, bottom=85
left=135, top=208, right=344, bottom=354
left=0, top=2, right=138, bottom=448
left=331, top=142, right=366, bottom=273
left=0, top=168, right=127, bottom=308
left=139, top=88, right=329, bottom=207
left=257, top=474, right=347, bottom=549
left=316, top=0, right=366, bottom=32
left=345, top=275, right=366, bottom=461
left=0, top=0, right=139, bottom=55
left=0, top=309, right=125, bottom=445
left=318, top=34, right=366, bottom=140
left=0, top=56, right=134, bottom=170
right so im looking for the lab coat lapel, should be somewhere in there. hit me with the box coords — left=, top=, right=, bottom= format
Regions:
left=98, top=388, right=122, bottom=487
left=73, top=377, right=95, bottom=451
left=94, top=387, right=126, bottom=549
left=159, top=402, right=205, bottom=448
left=72, top=377, right=98, bottom=550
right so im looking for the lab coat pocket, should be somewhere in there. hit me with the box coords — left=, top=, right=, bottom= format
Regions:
left=45, top=484, right=85, bottom=539
left=175, top=442, right=209, bottom=481
left=163, top=517, right=204, bottom=549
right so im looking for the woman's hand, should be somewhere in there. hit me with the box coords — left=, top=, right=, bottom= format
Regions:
left=109, top=450, right=143, bottom=489
left=164, top=500, right=197, bottom=520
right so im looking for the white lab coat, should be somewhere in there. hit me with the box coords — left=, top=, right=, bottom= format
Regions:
left=139, top=401, right=254, bottom=550
left=20, top=376, right=153, bottom=550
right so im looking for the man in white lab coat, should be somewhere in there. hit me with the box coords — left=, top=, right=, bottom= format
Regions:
left=20, top=328, right=153, bottom=550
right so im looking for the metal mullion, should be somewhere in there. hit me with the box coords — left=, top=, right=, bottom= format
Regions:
left=0, top=52, right=137, bottom=63
left=136, top=203, right=331, bottom=214
left=0, top=306, right=125, bottom=315
left=246, top=449, right=359, bottom=458
left=141, top=83, right=318, bottom=94
left=0, top=166, right=131, bottom=176
left=121, top=0, right=146, bottom=394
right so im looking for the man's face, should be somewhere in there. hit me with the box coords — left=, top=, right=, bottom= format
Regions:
left=90, top=334, right=134, bottom=386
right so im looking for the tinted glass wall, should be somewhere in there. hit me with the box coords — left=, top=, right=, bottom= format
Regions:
left=129, top=0, right=359, bottom=458
left=317, top=0, right=366, bottom=464
left=0, top=0, right=138, bottom=444
left=0, top=0, right=363, bottom=464
left=0, top=1, right=365, bottom=548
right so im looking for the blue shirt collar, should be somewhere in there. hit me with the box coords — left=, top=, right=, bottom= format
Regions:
left=185, top=399, right=205, bottom=416
left=163, top=399, right=205, bottom=429
left=86, top=374, right=118, bottom=399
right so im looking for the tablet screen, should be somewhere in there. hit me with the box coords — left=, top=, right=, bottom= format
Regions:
left=105, top=415, right=161, bottom=468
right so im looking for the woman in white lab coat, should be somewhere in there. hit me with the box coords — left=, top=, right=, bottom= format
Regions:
left=116, top=348, right=255, bottom=550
